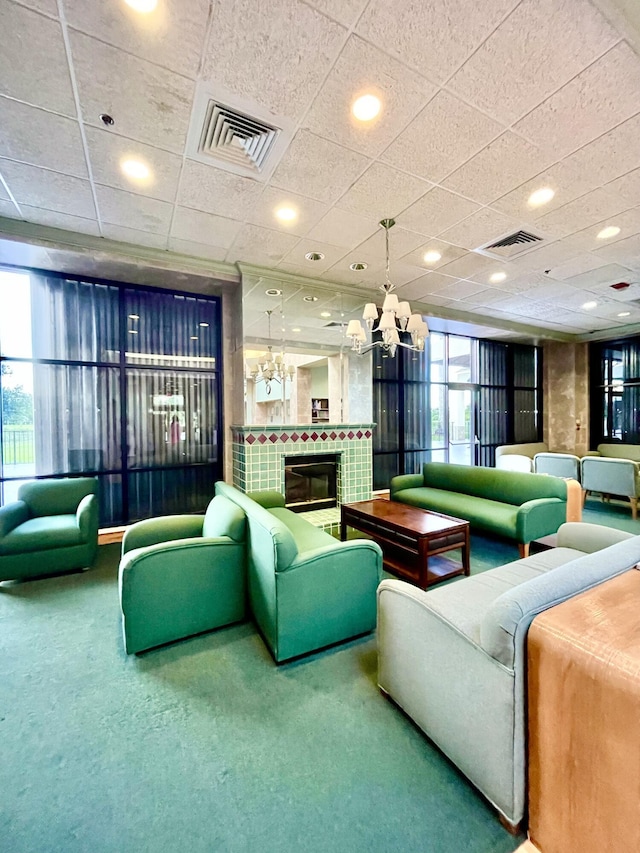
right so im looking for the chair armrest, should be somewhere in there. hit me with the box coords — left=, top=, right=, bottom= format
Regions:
left=120, top=535, right=236, bottom=569
left=76, top=494, right=98, bottom=539
left=390, top=474, right=424, bottom=497
left=0, top=500, right=30, bottom=538
left=285, top=539, right=383, bottom=573
left=247, top=490, right=286, bottom=508
left=556, top=522, right=634, bottom=552
left=122, top=515, right=205, bottom=555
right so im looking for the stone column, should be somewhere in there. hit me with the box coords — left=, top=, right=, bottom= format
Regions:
left=543, top=341, right=589, bottom=455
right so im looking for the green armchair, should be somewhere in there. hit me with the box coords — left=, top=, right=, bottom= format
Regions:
left=118, top=494, right=247, bottom=654
left=0, top=477, right=99, bottom=582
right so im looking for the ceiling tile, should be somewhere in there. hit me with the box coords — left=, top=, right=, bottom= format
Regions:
left=11, top=0, right=57, bottom=14
left=101, top=223, right=169, bottom=250
left=491, top=159, right=596, bottom=221
left=514, top=43, right=640, bottom=158
left=428, top=279, right=487, bottom=300
left=606, top=167, right=640, bottom=207
left=227, top=224, right=300, bottom=265
left=69, top=31, right=195, bottom=154
left=592, top=234, right=640, bottom=270
left=535, top=187, right=632, bottom=238
left=448, top=0, right=619, bottom=125
left=0, top=98, right=87, bottom=177
left=0, top=1, right=75, bottom=115
left=307, top=207, right=378, bottom=247
left=459, top=287, right=512, bottom=307
left=303, top=0, right=369, bottom=26
left=0, top=199, right=20, bottom=217
left=437, top=207, right=520, bottom=250
left=561, top=262, right=635, bottom=289
left=202, top=0, right=346, bottom=121
left=354, top=225, right=427, bottom=260
left=356, top=0, right=519, bottom=85
left=399, top=239, right=467, bottom=271
left=398, top=187, right=480, bottom=237
left=85, top=127, right=182, bottom=203
left=168, top=238, right=228, bottom=262
left=560, top=113, right=640, bottom=192
left=304, top=35, right=435, bottom=158
left=441, top=132, right=551, bottom=204
left=270, top=129, right=370, bottom=204
left=396, top=272, right=459, bottom=299
left=519, top=280, right=583, bottom=301
left=564, top=207, right=640, bottom=253
left=95, top=185, right=173, bottom=235
left=64, top=0, right=210, bottom=79
left=0, top=160, right=96, bottom=218
left=245, top=186, right=329, bottom=237
left=336, top=162, right=431, bottom=219
left=171, top=207, right=242, bottom=248
left=323, top=248, right=391, bottom=284
left=19, top=204, right=100, bottom=236
left=382, top=91, right=504, bottom=183
left=0, top=181, right=9, bottom=201
left=439, top=252, right=514, bottom=284
left=545, top=254, right=610, bottom=281
left=177, top=159, right=264, bottom=218
left=279, top=239, right=350, bottom=272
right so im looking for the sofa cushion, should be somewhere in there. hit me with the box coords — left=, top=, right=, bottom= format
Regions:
left=0, top=515, right=82, bottom=554
left=423, top=547, right=585, bottom=648
left=392, top=487, right=520, bottom=538
left=480, top=535, right=640, bottom=668
left=268, top=507, right=336, bottom=553
left=203, top=495, right=246, bottom=542
left=422, top=462, right=566, bottom=505
left=597, top=443, right=640, bottom=462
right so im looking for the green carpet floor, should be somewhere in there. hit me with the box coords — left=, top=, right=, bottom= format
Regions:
left=2, top=499, right=636, bottom=852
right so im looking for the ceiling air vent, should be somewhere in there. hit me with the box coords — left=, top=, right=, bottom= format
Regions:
left=477, top=229, right=545, bottom=260
left=186, top=84, right=295, bottom=182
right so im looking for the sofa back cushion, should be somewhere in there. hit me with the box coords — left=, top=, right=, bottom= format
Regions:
left=18, top=477, right=97, bottom=517
left=495, top=442, right=548, bottom=461
left=597, top=443, right=640, bottom=462
left=480, top=535, right=640, bottom=668
left=202, top=495, right=246, bottom=542
left=421, top=462, right=566, bottom=506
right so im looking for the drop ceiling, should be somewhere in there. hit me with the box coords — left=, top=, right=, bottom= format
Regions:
left=1, top=0, right=640, bottom=345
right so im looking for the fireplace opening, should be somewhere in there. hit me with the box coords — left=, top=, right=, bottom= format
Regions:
left=284, top=454, right=338, bottom=513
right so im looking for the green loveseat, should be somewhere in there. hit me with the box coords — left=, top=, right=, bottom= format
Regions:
left=215, top=481, right=382, bottom=663
left=390, top=462, right=567, bottom=556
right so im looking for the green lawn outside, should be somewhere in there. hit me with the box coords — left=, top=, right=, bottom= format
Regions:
left=2, top=425, right=35, bottom=464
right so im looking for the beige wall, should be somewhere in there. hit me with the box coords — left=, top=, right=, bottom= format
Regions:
left=543, top=341, right=590, bottom=455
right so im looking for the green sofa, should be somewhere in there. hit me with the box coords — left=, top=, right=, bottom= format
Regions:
left=0, top=477, right=99, bottom=582
left=215, top=481, right=382, bottom=663
left=390, top=462, right=567, bottom=555
left=118, top=494, right=247, bottom=654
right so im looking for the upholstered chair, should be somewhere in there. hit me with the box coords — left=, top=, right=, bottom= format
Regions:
left=534, top=452, right=581, bottom=481
left=0, top=477, right=99, bottom=582
left=118, top=494, right=247, bottom=654
left=580, top=456, right=640, bottom=519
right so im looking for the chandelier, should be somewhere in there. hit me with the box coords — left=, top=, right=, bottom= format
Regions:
left=346, top=218, right=429, bottom=357
left=247, top=309, right=295, bottom=395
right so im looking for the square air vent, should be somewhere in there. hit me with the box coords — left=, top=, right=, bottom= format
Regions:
left=477, top=229, right=545, bottom=260
left=186, top=83, right=295, bottom=182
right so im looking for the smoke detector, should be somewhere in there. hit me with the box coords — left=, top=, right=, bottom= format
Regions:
left=186, top=84, right=295, bottom=182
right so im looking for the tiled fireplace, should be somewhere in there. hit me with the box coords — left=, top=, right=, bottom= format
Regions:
left=231, top=424, right=374, bottom=506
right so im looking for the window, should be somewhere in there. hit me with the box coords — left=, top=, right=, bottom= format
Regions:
left=0, top=268, right=223, bottom=525
left=590, top=337, right=640, bottom=444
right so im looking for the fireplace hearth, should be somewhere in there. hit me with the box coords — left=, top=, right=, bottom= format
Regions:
left=284, top=454, right=337, bottom=512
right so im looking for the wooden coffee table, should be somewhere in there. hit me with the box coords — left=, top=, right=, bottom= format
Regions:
left=341, top=499, right=470, bottom=590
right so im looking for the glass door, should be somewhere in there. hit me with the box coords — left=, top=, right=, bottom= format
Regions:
left=448, top=385, right=474, bottom=465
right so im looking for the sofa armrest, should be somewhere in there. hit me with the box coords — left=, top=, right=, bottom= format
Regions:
left=122, top=515, right=205, bottom=555
left=515, top=497, right=566, bottom=544
left=583, top=450, right=601, bottom=457
left=556, top=521, right=634, bottom=552
left=390, top=473, right=423, bottom=497
left=76, top=493, right=98, bottom=539
left=0, top=500, right=30, bottom=538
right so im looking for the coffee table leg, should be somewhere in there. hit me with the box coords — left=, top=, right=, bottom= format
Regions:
left=418, top=537, right=429, bottom=589
left=463, top=527, right=470, bottom=576
left=340, top=514, right=347, bottom=542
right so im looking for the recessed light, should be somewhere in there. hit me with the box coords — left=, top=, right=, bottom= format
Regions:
left=128, top=314, right=139, bottom=320
left=275, top=206, right=297, bottom=222
left=305, top=252, right=325, bottom=261
left=352, top=94, right=381, bottom=122
left=303, top=295, right=318, bottom=302
left=490, top=272, right=507, bottom=283
left=423, top=250, right=441, bottom=264
left=190, top=336, right=199, bottom=341
left=618, top=312, right=631, bottom=317
left=120, top=158, right=151, bottom=182
left=124, top=0, right=158, bottom=12
left=292, top=327, right=301, bottom=333
left=597, top=225, right=621, bottom=240
left=349, top=262, right=368, bottom=271
left=199, top=322, right=209, bottom=327
left=582, top=301, right=598, bottom=310
left=528, top=187, right=555, bottom=208
left=265, top=288, right=282, bottom=296
left=320, top=311, right=331, bottom=318
left=128, top=329, right=138, bottom=334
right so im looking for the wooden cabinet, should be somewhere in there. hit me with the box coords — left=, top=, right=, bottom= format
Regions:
left=311, top=398, right=329, bottom=423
